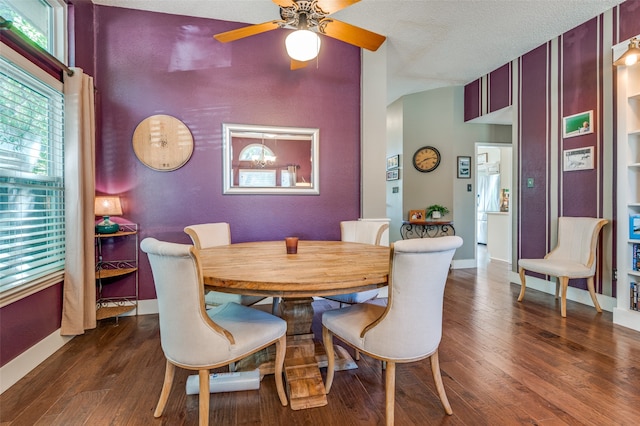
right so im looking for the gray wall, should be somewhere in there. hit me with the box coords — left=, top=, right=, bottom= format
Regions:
left=388, top=86, right=511, bottom=263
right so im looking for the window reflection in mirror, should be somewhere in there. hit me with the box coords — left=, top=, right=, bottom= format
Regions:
left=222, top=123, right=319, bottom=194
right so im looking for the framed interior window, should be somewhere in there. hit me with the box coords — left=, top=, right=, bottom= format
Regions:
left=238, top=169, right=277, bottom=187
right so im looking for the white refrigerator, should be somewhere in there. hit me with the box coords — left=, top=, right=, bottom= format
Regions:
left=477, top=171, right=501, bottom=244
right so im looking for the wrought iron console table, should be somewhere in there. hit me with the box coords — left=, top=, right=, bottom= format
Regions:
left=400, top=221, right=455, bottom=239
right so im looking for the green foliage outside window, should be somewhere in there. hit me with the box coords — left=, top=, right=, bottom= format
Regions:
left=0, top=72, right=51, bottom=175
left=0, top=1, right=49, bottom=51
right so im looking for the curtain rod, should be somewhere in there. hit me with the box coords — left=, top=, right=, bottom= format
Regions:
left=0, top=16, right=74, bottom=77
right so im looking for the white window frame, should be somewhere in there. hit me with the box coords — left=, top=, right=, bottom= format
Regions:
left=0, top=42, right=65, bottom=307
left=0, top=0, right=67, bottom=63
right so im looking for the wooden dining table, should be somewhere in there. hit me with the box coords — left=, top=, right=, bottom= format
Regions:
left=199, top=240, right=390, bottom=410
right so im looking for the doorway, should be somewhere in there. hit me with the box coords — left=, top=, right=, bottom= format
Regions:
left=476, top=143, right=512, bottom=266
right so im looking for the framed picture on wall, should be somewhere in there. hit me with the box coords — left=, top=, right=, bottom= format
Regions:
left=386, top=169, right=399, bottom=181
left=563, top=110, right=593, bottom=138
left=408, top=209, right=426, bottom=222
left=457, top=156, right=471, bottom=178
left=386, top=154, right=399, bottom=170
left=563, top=146, right=594, bottom=171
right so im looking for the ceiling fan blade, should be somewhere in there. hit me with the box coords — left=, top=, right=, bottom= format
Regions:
left=316, top=0, right=361, bottom=15
left=320, top=18, right=385, bottom=51
left=272, top=0, right=296, bottom=7
left=214, top=21, right=282, bottom=43
left=291, top=59, right=310, bottom=70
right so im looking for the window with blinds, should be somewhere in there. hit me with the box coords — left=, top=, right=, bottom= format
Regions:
left=0, top=53, right=65, bottom=295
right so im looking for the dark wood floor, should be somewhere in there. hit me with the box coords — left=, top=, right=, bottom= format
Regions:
left=2, top=249, right=639, bottom=425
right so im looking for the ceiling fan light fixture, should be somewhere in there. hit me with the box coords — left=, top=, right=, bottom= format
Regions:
left=285, top=29, right=321, bottom=62
left=614, top=37, right=640, bottom=67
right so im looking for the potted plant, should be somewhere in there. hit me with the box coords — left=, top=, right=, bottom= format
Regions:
left=426, top=204, right=449, bottom=219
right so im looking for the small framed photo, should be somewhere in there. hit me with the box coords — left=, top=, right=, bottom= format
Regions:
left=630, top=215, right=640, bottom=240
left=386, top=154, right=399, bottom=170
left=386, top=169, right=399, bottom=181
left=563, top=110, right=593, bottom=138
left=477, top=153, right=488, bottom=165
left=457, top=156, right=471, bottom=179
left=563, top=146, right=594, bottom=171
left=408, top=209, right=426, bottom=222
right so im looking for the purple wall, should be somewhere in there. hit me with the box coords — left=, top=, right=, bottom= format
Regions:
left=464, top=79, right=481, bottom=121
left=561, top=18, right=600, bottom=219
left=0, top=284, right=63, bottom=366
left=91, top=6, right=362, bottom=300
left=514, top=4, right=640, bottom=295
left=489, top=63, right=511, bottom=113
left=619, top=0, right=640, bottom=43
left=518, top=44, right=550, bottom=260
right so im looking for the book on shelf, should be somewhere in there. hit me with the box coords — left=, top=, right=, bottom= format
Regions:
left=631, top=282, right=638, bottom=311
left=633, top=244, right=640, bottom=271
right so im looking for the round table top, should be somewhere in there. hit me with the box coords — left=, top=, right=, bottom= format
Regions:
left=199, top=240, right=390, bottom=298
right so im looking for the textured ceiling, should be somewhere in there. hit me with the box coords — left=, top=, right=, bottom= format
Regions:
left=92, top=0, right=624, bottom=104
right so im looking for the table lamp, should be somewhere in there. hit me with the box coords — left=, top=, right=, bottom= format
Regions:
left=94, top=196, right=122, bottom=234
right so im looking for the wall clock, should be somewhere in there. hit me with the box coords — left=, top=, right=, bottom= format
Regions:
left=132, top=114, right=194, bottom=171
left=412, top=146, right=441, bottom=172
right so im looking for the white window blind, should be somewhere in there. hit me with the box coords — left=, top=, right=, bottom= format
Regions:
left=0, top=53, right=65, bottom=294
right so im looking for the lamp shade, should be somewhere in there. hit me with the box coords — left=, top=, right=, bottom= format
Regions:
left=614, top=37, right=640, bottom=67
left=95, top=196, right=123, bottom=216
left=94, top=196, right=122, bottom=234
left=285, top=30, right=321, bottom=62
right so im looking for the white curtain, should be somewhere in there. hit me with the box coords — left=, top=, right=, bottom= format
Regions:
left=61, top=68, right=96, bottom=335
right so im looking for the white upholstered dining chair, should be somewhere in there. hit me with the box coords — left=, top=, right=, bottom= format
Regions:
left=184, top=223, right=265, bottom=307
left=322, top=236, right=463, bottom=425
left=322, top=219, right=390, bottom=305
left=140, top=238, right=287, bottom=426
left=517, top=216, right=608, bottom=317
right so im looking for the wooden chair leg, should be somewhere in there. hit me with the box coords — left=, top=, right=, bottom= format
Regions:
left=274, top=335, right=288, bottom=406
left=430, top=350, right=452, bottom=415
left=586, top=276, right=603, bottom=313
left=355, top=350, right=361, bottom=361
left=322, top=326, right=336, bottom=393
left=559, top=276, right=569, bottom=318
left=154, top=360, right=175, bottom=418
left=385, top=361, right=396, bottom=426
left=517, top=267, right=527, bottom=302
left=198, top=369, right=210, bottom=426
left=555, top=277, right=560, bottom=299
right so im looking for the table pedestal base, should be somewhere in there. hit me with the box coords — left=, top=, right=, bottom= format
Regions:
left=234, top=297, right=357, bottom=410
left=284, top=333, right=326, bottom=410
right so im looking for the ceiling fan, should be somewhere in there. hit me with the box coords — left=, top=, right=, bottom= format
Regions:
left=213, top=0, right=386, bottom=70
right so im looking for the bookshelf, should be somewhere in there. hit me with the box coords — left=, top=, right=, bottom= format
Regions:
left=614, top=36, right=640, bottom=331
